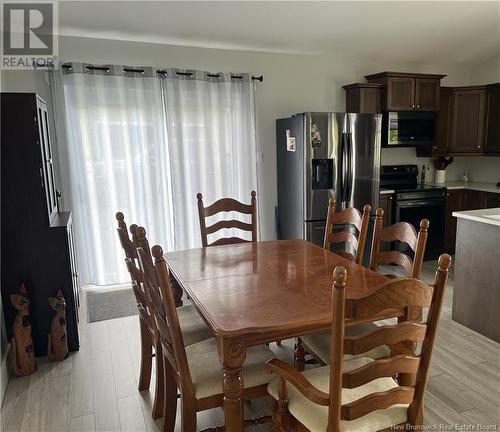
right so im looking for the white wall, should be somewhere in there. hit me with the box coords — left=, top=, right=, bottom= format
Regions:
left=0, top=35, right=478, bottom=239
left=470, top=54, right=500, bottom=84
left=60, top=36, right=475, bottom=239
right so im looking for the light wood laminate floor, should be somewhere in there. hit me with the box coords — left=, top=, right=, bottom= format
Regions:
left=2, top=261, right=499, bottom=431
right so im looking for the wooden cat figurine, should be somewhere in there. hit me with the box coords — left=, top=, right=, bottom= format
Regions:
left=10, top=284, right=36, bottom=376
left=47, top=290, right=68, bottom=361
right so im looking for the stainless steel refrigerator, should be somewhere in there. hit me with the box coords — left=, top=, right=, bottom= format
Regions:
left=276, top=112, right=382, bottom=247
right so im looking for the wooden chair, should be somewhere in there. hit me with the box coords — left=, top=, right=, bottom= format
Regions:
left=370, top=209, right=430, bottom=279
left=115, top=214, right=211, bottom=419
left=323, top=198, right=371, bottom=264
left=295, top=199, right=373, bottom=368
left=197, top=191, right=257, bottom=247
left=138, top=242, right=274, bottom=432
left=267, top=254, right=452, bottom=432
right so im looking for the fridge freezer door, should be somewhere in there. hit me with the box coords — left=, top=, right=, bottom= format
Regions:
left=345, top=113, right=382, bottom=212
left=304, top=113, right=338, bottom=221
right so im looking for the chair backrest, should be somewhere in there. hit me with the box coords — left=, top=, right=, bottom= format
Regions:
left=115, top=213, right=151, bottom=326
left=323, top=198, right=371, bottom=264
left=369, top=208, right=429, bottom=278
left=328, top=254, right=451, bottom=430
left=197, top=191, right=257, bottom=247
left=137, top=242, right=195, bottom=395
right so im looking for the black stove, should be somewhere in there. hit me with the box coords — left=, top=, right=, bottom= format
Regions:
left=380, top=165, right=446, bottom=260
left=380, top=165, right=446, bottom=194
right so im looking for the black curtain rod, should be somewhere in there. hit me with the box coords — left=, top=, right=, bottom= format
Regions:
left=62, top=63, right=263, bottom=81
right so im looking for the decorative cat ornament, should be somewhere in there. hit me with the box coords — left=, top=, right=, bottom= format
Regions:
left=10, top=284, right=36, bottom=376
left=47, top=289, right=68, bottom=361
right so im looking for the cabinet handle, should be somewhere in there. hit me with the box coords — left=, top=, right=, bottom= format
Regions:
left=433, top=145, right=437, bottom=150
left=477, top=145, right=481, bottom=149
left=417, top=105, right=420, bottom=109
left=412, top=104, right=415, bottom=109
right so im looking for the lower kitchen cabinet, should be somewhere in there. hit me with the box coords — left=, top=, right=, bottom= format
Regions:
left=444, top=190, right=464, bottom=252
left=444, top=188, right=500, bottom=253
left=484, top=192, right=500, bottom=208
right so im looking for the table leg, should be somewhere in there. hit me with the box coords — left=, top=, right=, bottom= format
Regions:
left=218, top=337, right=246, bottom=432
left=168, top=274, right=184, bottom=307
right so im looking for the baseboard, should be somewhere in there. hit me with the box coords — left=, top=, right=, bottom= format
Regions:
left=1, top=343, right=10, bottom=405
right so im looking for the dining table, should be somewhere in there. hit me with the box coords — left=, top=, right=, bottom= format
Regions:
left=165, top=239, right=393, bottom=431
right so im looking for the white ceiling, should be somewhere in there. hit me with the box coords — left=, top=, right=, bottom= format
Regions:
left=59, top=1, right=500, bottom=65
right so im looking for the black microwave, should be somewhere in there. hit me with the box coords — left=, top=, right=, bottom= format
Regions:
left=382, top=111, right=436, bottom=147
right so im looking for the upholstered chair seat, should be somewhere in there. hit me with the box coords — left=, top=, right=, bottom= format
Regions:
left=301, top=323, right=391, bottom=364
left=177, top=304, right=212, bottom=346
left=186, top=338, right=274, bottom=399
left=268, top=357, right=408, bottom=432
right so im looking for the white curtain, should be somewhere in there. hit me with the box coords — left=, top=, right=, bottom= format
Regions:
left=62, top=70, right=173, bottom=285
left=58, top=66, right=258, bottom=285
left=161, top=70, right=257, bottom=250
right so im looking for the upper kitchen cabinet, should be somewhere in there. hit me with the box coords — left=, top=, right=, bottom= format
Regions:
left=343, top=83, right=383, bottom=114
left=365, top=72, right=446, bottom=111
left=485, top=83, right=500, bottom=154
left=448, top=86, right=487, bottom=154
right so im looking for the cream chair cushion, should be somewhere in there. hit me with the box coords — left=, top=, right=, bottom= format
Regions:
left=178, top=304, right=212, bottom=346
left=186, top=338, right=274, bottom=399
left=268, top=357, right=408, bottom=432
left=301, top=323, right=391, bottom=364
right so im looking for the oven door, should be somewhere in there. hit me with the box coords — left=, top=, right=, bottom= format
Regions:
left=394, top=197, right=445, bottom=260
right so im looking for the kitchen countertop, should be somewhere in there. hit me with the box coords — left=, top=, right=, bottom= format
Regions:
left=453, top=207, right=500, bottom=227
left=425, top=181, right=500, bottom=194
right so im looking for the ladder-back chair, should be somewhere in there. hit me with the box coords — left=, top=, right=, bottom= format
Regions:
left=197, top=191, right=257, bottom=247
left=138, top=243, right=275, bottom=432
left=370, top=208, right=429, bottom=279
left=323, top=198, right=371, bottom=265
left=267, top=254, right=451, bottom=432
left=115, top=215, right=211, bottom=419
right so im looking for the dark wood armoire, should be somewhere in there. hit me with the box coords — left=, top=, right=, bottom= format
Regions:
left=1, top=93, right=80, bottom=356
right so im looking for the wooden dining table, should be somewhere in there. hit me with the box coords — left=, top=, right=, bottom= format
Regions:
left=165, top=239, right=391, bottom=431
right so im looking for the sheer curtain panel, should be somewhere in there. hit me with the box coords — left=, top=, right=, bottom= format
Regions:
left=161, top=69, right=258, bottom=250
left=62, top=66, right=173, bottom=285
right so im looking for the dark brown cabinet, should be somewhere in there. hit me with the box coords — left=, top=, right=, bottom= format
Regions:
left=415, top=78, right=441, bottom=111
left=343, top=83, right=383, bottom=114
left=484, top=192, right=500, bottom=208
left=1, top=93, right=80, bottom=356
left=419, top=83, right=500, bottom=156
left=365, top=72, right=445, bottom=112
left=444, top=188, right=500, bottom=253
left=448, top=87, right=487, bottom=154
left=485, top=84, right=500, bottom=154
left=444, top=189, right=464, bottom=253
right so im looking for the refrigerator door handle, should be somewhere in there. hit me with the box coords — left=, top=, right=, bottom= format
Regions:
left=347, top=132, right=353, bottom=202
left=340, top=132, right=348, bottom=206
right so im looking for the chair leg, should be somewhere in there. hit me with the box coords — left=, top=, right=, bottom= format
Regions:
left=181, top=397, right=197, bottom=432
left=152, top=339, right=165, bottom=419
left=162, top=361, right=177, bottom=432
left=138, top=319, right=153, bottom=392
left=294, top=338, right=305, bottom=372
left=272, top=378, right=291, bottom=432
